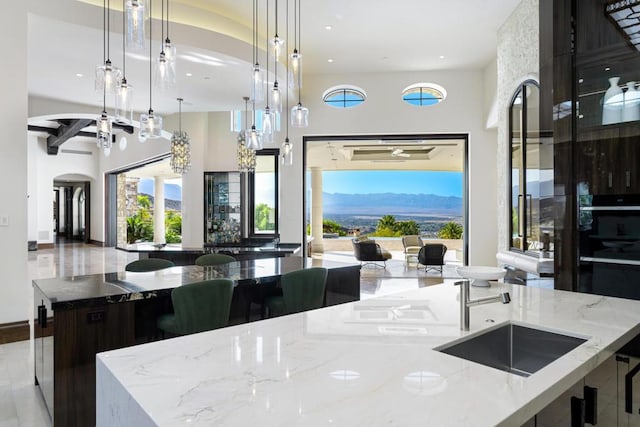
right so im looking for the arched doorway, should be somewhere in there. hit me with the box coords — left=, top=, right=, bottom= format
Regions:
left=53, top=179, right=90, bottom=244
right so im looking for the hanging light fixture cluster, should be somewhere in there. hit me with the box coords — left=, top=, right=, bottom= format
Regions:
left=170, top=98, right=191, bottom=174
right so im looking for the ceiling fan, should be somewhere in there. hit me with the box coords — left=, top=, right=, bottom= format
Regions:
left=391, top=148, right=410, bottom=158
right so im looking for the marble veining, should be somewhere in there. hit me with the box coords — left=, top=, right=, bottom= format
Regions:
left=97, top=283, right=640, bottom=426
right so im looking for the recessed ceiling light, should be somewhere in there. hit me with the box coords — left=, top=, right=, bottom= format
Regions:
left=185, top=72, right=193, bottom=77
left=75, top=73, right=83, bottom=77
left=325, top=25, right=333, bottom=30
left=204, top=76, right=211, bottom=80
left=439, top=55, right=445, bottom=59
left=327, top=59, right=334, bottom=63
left=605, top=67, right=611, bottom=71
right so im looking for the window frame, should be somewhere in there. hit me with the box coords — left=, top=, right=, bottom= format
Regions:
left=322, top=85, right=367, bottom=109
left=248, top=148, right=279, bottom=238
left=401, top=82, right=447, bottom=107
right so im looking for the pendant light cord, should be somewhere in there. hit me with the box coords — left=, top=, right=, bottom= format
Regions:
left=297, top=0, right=301, bottom=104
left=166, top=0, right=170, bottom=41
left=107, top=0, right=111, bottom=61
left=265, top=0, right=270, bottom=108
left=102, top=0, right=106, bottom=64
left=285, top=0, right=289, bottom=138
left=178, top=98, right=182, bottom=133
left=160, top=0, right=165, bottom=53
left=274, top=0, right=278, bottom=86
left=149, top=0, right=153, bottom=111
left=122, top=0, right=126, bottom=76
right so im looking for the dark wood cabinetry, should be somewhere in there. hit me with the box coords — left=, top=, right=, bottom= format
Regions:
left=576, top=127, right=640, bottom=195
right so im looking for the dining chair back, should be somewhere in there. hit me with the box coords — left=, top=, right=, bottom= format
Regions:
left=157, top=278, right=234, bottom=336
left=125, top=258, right=175, bottom=272
left=265, top=267, right=328, bottom=316
left=195, top=253, right=237, bottom=266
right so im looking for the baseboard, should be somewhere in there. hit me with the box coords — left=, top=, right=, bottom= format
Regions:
left=38, top=243, right=54, bottom=250
left=0, top=320, right=30, bottom=344
left=89, top=239, right=105, bottom=247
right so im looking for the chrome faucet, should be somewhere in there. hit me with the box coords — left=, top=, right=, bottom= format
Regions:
left=455, top=280, right=511, bottom=331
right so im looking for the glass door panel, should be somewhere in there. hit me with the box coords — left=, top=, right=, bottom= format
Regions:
left=511, top=88, right=524, bottom=250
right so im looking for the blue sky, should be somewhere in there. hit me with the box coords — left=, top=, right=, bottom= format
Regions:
left=322, top=171, right=463, bottom=197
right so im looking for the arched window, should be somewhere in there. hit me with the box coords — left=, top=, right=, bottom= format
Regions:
left=401, top=83, right=447, bottom=106
left=322, top=85, right=367, bottom=108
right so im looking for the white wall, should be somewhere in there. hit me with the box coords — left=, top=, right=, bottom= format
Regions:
left=0, top=2, right=29, bottom=323
left=28, top=134, right=98, bottom=244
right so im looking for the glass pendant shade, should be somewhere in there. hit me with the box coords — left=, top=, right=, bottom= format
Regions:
left=103, top=146, right=112, bottom=157
left=125, top=0, right=146, bottom=51
left=270, top=35, right=285, bottom=59
left=170, top=131, right=192, bottom=174
left=291, top=103, right=309, bottom=128
left=114, top=78, right=134, bottom=124
left=271, top=81, right=282, bottom=113
left=262, top=107, right=274, bottom=144
left=155, top=52, right=176, bottom=89
left=139, top=109, right=163, bottom=140
left=289, top=50, right=302, bottom=89
left=95, top=60, right=122, bottom=93
left=251, top=64, right=265, bottom=102
left=245, top=126, right=263, bottom=150
left=163, top=38, right=177, bottom=62
left=281, top=138, right=293, bottom=166
left=96, top=112, right=113, bottom=149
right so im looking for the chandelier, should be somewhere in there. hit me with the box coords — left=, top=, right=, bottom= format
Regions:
left=291, top=0, right=308, bottom=128
left=170, top=98, right=191, bottom=174
left=115, top=0, right=134, bottom=125
left=95, top=0, right=121, bottom=94
left=125, top=0, right=146, bottom=51
left=238, top=97, right=257, bottom=172
left=155, top=0, right=176, bottom=89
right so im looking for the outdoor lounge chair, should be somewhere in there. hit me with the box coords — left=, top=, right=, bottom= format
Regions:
left=352, top=237, right=392, bottom=268
left=417, top=243, right=447, bottom=274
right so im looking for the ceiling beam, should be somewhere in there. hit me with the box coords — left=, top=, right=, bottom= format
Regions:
left=46, top=118, right=93, bottom=155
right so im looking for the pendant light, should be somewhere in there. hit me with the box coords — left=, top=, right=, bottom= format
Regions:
left=262, top=0, right=274, bottom=144
left=270, top=0, right=283, bottom=113
left=125, top=0, right=146, bottom=51
left=155, top=0, right=175, bottom=89
left=170, top=98, right=191, bottom=174
left=251, top=0, right=264, bottom=102
left=281, top=0, right=292, bottom=166
left=139, top=0, right=163, bottom=142
left=246, top=95, right=263, bottom=150
left=163, top=0, right=176, bottom=61
left=237, top=97, right=257, bottom=173
left=290, top=0, right=308, bottom=128
left=96, top=0, right=113, bottom=152
left=115, top=0, right=134, bottom=125
left=95, top=0, right=122, bottom=94
left=289, top=0, right=302, bottom=89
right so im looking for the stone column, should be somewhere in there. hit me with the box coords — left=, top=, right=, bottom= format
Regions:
left=310, top=167, right=324, bottom=253
left=153, top=176, right=166, bottom=244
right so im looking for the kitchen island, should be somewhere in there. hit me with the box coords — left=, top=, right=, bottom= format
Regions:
left=33, top=257, right=359, bottom=426
left=97, top=282, right=640, bottom=426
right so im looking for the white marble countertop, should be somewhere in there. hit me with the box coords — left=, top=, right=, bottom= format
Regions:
left=96, top=283, right=640, bottom=426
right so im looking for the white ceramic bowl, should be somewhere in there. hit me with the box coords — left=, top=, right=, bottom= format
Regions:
left=456, top=266, right=506, bottom=287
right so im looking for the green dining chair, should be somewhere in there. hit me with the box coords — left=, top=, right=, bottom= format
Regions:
left=195, top=253, right=237, bottom=266
left=157, top=278, right=234, bottom=336
left=125, top=258, right=176, bottom=272
left=264, top=267, right=328, bottom=317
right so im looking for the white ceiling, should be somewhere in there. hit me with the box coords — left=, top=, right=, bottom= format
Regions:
left=27, top=0, right=522, bottom=116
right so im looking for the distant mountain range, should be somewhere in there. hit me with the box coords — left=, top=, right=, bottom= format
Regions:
left=138, top=179, right=182, bottom=201
left=323, top=192, right=462, bottom=215
left=139, top=194, right=181, bottom=211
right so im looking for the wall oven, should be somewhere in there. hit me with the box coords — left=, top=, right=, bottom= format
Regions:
left=578, top=194, right=640, bottom=300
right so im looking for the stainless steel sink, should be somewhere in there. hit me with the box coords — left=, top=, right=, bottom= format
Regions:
left=436, top=322, right=588, bottom=377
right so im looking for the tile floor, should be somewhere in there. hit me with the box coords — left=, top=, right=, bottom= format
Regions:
left=2, top=243, right=461, bottom=426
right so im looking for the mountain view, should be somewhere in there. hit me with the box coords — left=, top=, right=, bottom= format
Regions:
left=321, top=192, right=463, bottom=236
left=138, top=179, right=182, bottom=201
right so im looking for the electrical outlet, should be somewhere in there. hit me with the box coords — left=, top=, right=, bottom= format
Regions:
left=0, top=216, right=9, bottom=227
